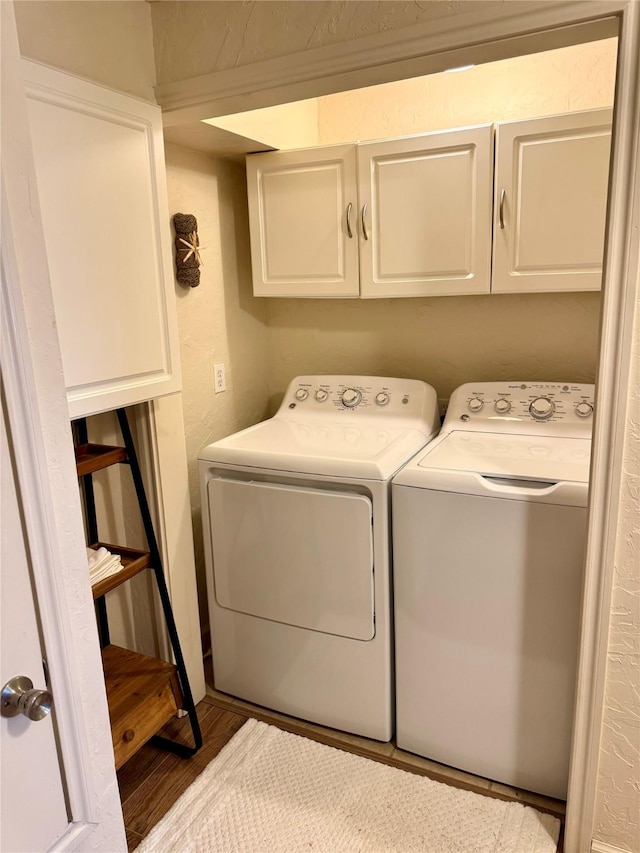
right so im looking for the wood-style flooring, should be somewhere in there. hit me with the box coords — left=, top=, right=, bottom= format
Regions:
left=118, top=691, right=565, bottom=852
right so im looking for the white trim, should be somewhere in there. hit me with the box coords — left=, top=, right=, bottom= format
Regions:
left=154, top=4, right=640, bottom=852
left=157, top=2, right=619, bottom=124
left=591, top=841, right=634, bottom=853
left=567, top=4, right=640, bottom=852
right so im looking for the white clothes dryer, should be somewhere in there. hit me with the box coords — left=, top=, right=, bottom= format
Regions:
left=199, top=375, right=439, bottom=741
left=392, top=381, right=595, bottom=798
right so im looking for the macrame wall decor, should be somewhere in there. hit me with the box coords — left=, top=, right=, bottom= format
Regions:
left=173, top=213, right=203, bottom=288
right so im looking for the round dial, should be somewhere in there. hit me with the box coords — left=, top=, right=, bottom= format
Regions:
left=529, top=396, right=555, bottom=420
left=467, top=397, right=484, bottom=413
left=294, top=388, right=309, bottom=402
left=375, top=392, right=390, bottom=406
left=315, top=389, right=329, bottom=403
left=341, top=388, right=362, bottom=408
left=494, top=398, right=511, bottom=414
left=575, top=401, right=593, bottom=418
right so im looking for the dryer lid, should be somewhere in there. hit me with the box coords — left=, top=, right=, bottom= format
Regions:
left=199, top=417, right=431, bottom=480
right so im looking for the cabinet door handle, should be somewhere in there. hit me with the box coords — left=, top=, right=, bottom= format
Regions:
left=499, top=188, right=506, bottom=230
left=361, top=204, right=369, bottom=241
left=346, top=202, right=353, bottom=239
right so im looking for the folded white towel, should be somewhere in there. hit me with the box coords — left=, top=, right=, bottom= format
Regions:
left=86, top=546, right=123, bottom=585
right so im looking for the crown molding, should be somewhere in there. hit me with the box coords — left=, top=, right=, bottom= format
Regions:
left=156, top=1, right=619, bottom=126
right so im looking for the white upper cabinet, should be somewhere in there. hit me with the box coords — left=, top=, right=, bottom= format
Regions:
left=23, top=61, right=181, bottom=419
left=493, top=109, right=612, bottom=293
left=246, top=145, right=359, bottom=297
left=247, top=125, right=493, bottom=299
left=357, top=125, right=493, bottom=298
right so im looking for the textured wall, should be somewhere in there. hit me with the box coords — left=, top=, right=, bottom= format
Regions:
left=266, top=293, right=602, bottom=404
left=163, top=143, right=270, bottom=630
left=592, top=289, right=640, bottom=853
left=14, top=0, right=156, bottom=100
left=151, top=0, right=514, bottom=84
left=318, top=38, right=617, bottom=142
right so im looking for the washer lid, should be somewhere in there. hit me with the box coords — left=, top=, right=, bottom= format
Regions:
left=418, top=431, right=591, bottom=482
left=199, top=417, right=432, bottom=480
left=393, top=431, right=591, bottom=506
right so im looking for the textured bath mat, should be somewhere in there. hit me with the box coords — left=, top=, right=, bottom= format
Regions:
left=136, top=718, right=560, bottom=852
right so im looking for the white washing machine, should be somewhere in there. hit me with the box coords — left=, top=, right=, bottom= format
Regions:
left=392, top=381, right=595, bottom=799
left=199, top=375, right=439, bottom=741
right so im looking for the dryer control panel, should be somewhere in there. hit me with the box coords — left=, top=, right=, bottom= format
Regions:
left=444, top=382, right=595, bottom=437
left=279, top=375, right=440, bottom=435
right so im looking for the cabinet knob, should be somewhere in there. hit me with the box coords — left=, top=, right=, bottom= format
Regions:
left=122, top=728, right=136, bottom=743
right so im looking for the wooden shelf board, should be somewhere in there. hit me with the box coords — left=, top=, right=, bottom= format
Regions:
left=75, top=443, right=127, bottom=475
left=89, top=543, right=151, bottom=599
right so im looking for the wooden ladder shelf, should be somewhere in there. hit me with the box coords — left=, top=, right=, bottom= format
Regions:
left=75, top=409, right=202, bottom=770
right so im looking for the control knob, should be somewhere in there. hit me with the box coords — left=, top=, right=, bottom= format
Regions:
left=375, top=392, right=390, bottom=406
left=575, top=401, right=593, bottom=418
left=529, top=396, right=555, bottom=420
left=467, top=397, right=484, bottom=413
left=295, top=388, right=309, bottom=402
left=494, top=398, right=511, bottom=414
left=315, top=389, right=329, bottom=403
left=341, top=388, right=362, bottom=408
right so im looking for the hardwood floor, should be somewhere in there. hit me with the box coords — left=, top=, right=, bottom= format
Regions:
left=117, top=696, right=246, bottom=851
left=118, top=692, right=566, bottom=851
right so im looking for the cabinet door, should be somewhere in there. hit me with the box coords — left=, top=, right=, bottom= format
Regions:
left=23, top=61, right=181, bottom=419
left=246, top=146, right=359, bottom=297
left=357, top=126, right=493, bottom=298
left=493, top=109, right=612, bottom=293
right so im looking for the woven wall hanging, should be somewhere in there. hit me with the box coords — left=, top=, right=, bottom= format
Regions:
left=173, top=212, right=202, bottom=288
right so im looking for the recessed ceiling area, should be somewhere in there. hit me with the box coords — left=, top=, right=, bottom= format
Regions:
left=192, top=37, right=617, bottom=156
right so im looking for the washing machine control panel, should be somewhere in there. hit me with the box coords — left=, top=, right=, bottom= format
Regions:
left=449, top=382, right=595, bottom=437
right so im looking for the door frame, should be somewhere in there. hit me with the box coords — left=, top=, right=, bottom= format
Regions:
left=1, top=2, right=125, bottom=848
left=155, top=4, right=640, bottom=851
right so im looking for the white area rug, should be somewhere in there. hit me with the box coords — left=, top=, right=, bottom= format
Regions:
left=136, top=718, right=560, bottom=853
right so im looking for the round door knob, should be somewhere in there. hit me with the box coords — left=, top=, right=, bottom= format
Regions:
left=494, top=398, right=511, bottom=414
left=341, top=388, right=362, bottom=408
left=575, top=402, right=593, bottom=418
left=529, top=397, right=555, bottom=420
left=375, top=392, right=390, bottom=406
left=468, top=397, right=484, bottom=412
left=1, top=676, right=53, bottom=721
left=294, top=388, right=308, bottom=401
left=315, top=389, right=329, bottom=402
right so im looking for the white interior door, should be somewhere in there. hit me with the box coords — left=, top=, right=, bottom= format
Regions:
left=358, top=125, right=493, bottom=297
left=246, top=145, right=360, bottom=297
left=492, top=108, right=612, bottom=293
left=1, top=388, right=69, bottom=853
